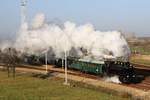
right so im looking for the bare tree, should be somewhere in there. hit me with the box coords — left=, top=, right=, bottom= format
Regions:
left=2, top=47, right=20, bottom=78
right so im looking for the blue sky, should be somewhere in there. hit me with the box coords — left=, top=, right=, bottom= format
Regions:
left=0, top=0, right=150, bottom=38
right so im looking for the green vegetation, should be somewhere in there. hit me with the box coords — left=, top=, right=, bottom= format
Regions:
left=0, top=71, right=129, bottom=100
left=128, top=40, right=150, bottom=55
left=130, top=47, right=150, bottom=55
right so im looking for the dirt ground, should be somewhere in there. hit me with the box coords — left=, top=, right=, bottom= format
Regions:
left=130, top=55, right=150, bottom=67
left=131, top=55, right=150, bottom=61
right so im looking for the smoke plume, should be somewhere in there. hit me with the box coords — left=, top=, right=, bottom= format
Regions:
left=15, top=13, right=131, bottom=61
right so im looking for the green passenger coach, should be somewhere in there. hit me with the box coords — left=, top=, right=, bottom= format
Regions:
left=68, top=59, right=105, bottom=74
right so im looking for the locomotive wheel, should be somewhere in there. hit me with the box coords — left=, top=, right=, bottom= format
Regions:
left=119, top=75, right=130, bottom=84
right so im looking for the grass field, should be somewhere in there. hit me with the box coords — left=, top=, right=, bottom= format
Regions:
left=0, top=71, right=129, bottom=100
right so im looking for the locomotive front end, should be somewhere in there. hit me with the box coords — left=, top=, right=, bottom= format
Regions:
left=105, top=61, right=144, bottom=83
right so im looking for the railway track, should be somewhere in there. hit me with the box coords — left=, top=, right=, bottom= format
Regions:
left=17, top=64, right=101, bottom=80
left=1, top=64, right=150, bottom=91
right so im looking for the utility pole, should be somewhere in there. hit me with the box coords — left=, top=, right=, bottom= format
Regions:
left=62, top=58, right=64, bottom=69
left=45, top=51, right=48, bottom=74
left=63, top=34, right=70, bottom=86
left=64, top=50, right=68, bottom=84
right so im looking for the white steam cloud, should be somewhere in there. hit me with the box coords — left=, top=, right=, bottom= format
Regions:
left=15, top=13, right=131, bottom=61
left=103, top=75, right=121, bottom=84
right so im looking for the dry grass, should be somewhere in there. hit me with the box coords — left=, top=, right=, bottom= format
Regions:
left=130, top=55, right=150, bottom=67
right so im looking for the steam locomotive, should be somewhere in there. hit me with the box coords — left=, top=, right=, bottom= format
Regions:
left=24, top=55, right=143, bottom=83
left=54, top=57, right=143, bottom=83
